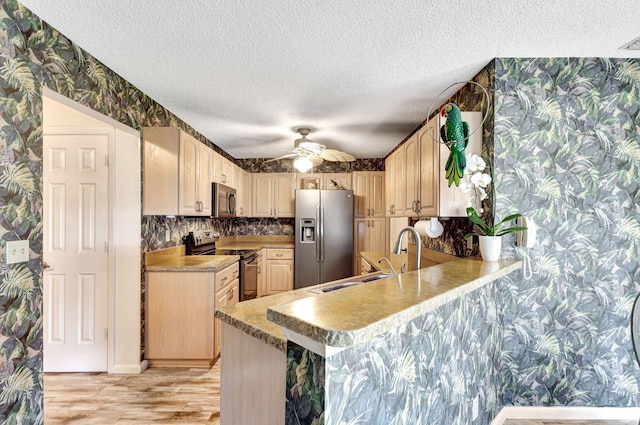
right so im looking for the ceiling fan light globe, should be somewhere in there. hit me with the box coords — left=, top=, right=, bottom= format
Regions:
left=294, top=156, right=313, bottom=173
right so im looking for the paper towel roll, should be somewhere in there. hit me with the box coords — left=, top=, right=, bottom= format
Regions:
left=415, top=218, right=444, bottom=238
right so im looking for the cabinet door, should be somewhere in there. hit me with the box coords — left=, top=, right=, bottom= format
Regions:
left=352, top=172, right=369, bottom=217
left=266, top=260, right=293, bottom=294
left=146, top=272, right=214, bottom=360
left=143, top=127, right=179, bottom=215
left=369, top=172, right=385, bottom=217
left=274, top=174, right=295, bottom=217
left=214, top=280, right=239, bottom=359
left=198, top=143, right=213, bottom=216
left=367, top=218, right=387, bottom=253
left=404, top=133, right=420, bottom=217
left=385, top=154, right=395, bottom=216
left=214, top=288, right=228, bottom=360
left=221, top=158, right=233, bottom=186
left=212, top=153, right=223, bottom=183
left=252, top=174, right=274, bottom=217
left=257, top=249, right=266, bottom=297
left=393, top=145, right=406, bottom=216
left=353, top=218, right=367, bottom=275
left=179, top=134, right=200, bottom=215
left=418, top=119, right=438, bottom=216
left=237, top=170, right=252, bottom=217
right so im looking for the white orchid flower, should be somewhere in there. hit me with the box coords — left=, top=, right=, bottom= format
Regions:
left=478, top=187, right=488, bottom=201
left=459, top=179, right=474, bottom=194
left=471, top=172, right=492, bottom=188
left=467, top=154, right=486, bottom=172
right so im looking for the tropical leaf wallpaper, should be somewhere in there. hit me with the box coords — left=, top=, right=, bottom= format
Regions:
left=286, top=342, right=326, bottom=425
left=493, top=58, right=640, bottom=406
left=1, top=0, right=639, bottom=421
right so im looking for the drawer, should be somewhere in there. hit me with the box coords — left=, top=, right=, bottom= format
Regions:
left=216, top=262, right=239, bottom=291
left=267, top=248, right=293, bottom=260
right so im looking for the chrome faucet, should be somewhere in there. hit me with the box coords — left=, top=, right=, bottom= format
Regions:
left=393, top=226, right=422, bottom=271
left=378, top=257, right=398, bottom=276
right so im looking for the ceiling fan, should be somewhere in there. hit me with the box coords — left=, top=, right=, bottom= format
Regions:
left=265, top=127, right=356, bottom=172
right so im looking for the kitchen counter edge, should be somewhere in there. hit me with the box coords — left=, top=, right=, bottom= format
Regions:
left=145, top=255, right=240, bottom=272
left=266, top=258, right=522, bottom=349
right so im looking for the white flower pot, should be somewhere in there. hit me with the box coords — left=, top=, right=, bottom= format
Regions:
left=479, top=235, right=502, bottom=262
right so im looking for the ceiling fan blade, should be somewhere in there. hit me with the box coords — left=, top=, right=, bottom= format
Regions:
left=321, top=149, right=356, bottom=162
left=263, top=153, right=298, bottom=163
left=307, top=154, right=324, bottom=166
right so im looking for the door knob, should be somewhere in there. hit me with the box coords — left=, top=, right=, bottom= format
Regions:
left=43, top=261, right=51, bottom=270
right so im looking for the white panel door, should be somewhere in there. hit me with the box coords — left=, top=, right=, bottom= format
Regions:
left=43, top=134, right=109, bottom=372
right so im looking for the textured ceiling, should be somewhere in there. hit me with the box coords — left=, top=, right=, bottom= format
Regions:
left=19, top=0, right=640, bottom=159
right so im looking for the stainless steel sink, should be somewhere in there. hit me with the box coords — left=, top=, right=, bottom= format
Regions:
left=308, top=272, right=396, bottom=294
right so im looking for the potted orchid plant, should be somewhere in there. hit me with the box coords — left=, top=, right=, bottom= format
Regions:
left=461, top=153, right=527, bottom=261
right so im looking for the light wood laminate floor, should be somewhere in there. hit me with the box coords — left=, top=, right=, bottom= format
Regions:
left=44, top=363, right=220, bottom=424
left=45, top=365, right=639, bottom=425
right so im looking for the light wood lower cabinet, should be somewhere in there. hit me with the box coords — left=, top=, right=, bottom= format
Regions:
left=265, top=248, right=293, bottom=295
left=145, top=262, right=239, bottom=368
left=257, top=249, right=266, bottom=297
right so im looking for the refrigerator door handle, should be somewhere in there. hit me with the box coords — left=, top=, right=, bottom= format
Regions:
left=316, top=205, right=321, bottom=262
left=319, top=206, right=325, bottom=263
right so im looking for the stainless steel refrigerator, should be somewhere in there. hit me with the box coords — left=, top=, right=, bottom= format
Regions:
left=295, top=189, right=354, bottom=288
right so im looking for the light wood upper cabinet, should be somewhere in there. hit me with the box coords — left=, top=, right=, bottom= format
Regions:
left=236, top=168, right=252, bottom=217
left=404, top=133, right=420, bottom=216
left=251, top=173, right=295, bottom=217
left=212, top=153, right=222, bottom=183
left=417, top=117, right=439, bottom=216
left=179, top=133, right=212, bottom=216
left=143, top=127, right=212, bottom=216
left=353, top=171, right=385, bottom=218
left=275, top=174, right=296, bottom=216
left=385, top=110, right=483, bottom=218
left=385, top=144, right=406, bottom=216
left=221, top=158, right=234, bottom=187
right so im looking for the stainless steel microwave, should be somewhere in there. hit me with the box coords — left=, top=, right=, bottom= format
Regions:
left=212, top=183, right=236, bottom=218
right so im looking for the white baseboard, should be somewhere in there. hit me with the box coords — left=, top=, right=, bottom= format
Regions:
left=109, top=360, right=148, bottom=374
left=491, top=406, right=640, bottom=425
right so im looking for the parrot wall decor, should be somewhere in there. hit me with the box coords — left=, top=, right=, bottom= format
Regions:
left=440, top=103, right=470, bottom=187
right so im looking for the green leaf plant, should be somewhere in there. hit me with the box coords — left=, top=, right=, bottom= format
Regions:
left=463, top=207, right=528, bottom=239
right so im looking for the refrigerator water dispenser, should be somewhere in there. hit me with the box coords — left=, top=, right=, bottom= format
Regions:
left=300, top=219, right=316, bottom=243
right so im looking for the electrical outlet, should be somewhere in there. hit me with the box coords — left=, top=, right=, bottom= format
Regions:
left=6, top=240, right=29, bottom=264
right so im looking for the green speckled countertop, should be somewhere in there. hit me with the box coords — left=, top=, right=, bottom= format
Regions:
left=216, top=257, right=522, bottom=351
left=266, top=258, right=521, bottom=348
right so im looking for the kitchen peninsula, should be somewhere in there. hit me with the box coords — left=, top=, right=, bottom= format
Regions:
left=215, top=257, right=522, bottom=425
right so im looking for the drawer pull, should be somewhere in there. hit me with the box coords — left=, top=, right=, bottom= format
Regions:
left=276, top=253, right=283, bottom=257
left=221, top=276, right=228, bottom=283
left=227, top=288, right=233, bottom=300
